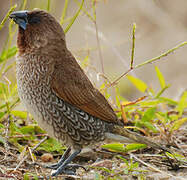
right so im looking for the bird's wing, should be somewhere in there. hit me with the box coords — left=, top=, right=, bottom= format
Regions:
left=51, top=55, right=118, bottom=123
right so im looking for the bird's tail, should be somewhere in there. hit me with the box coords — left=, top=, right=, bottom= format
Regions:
left=106, top=125, right=171, bottom=152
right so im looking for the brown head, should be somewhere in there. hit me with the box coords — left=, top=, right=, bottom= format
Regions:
left=9, top=10, right=66, bottom=55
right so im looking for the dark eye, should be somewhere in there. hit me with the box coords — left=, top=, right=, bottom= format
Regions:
left=28, top=15, right=40, bottom=24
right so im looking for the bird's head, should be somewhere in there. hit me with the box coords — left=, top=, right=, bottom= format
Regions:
left=9, top=9, right=66, bottom=54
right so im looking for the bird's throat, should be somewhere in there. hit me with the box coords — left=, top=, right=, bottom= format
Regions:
left=17, top=27, right=28, bottom=54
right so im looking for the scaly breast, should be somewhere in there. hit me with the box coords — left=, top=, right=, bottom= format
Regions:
left=16, top=55, right=56, bottom=138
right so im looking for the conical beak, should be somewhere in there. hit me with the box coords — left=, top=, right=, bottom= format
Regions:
left=9, top=10, right=28, bottom=30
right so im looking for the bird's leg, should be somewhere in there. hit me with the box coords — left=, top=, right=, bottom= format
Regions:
left=51, top=149, right=83, bottom=176
left=45, top=146, right=71, bottom=169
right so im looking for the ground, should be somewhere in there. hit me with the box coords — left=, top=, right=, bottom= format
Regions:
left=0, top=123, right=186, bottom=180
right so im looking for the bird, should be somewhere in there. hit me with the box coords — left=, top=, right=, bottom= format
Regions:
left=9, top=9, right=169, bottom=177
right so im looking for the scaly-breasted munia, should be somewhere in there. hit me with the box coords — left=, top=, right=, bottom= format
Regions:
left=10, top=10, right=169, bottom=177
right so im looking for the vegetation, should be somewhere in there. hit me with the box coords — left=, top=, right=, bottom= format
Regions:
left=0, top=0, right=186, bottom=179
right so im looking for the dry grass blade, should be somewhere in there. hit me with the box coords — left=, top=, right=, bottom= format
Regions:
left=14, top=136, right=48, bottom=171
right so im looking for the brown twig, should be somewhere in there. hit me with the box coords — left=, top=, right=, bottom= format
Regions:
left=121, top=96, right=147, bottom=107
left=129, top=153, right=176, bottom=178
left=14, top=136, right=48, bottom=171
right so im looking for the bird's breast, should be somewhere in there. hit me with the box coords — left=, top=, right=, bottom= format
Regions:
left=16, top=55, right=55, bottom=135
left=16, top=55, right=51, bottom=105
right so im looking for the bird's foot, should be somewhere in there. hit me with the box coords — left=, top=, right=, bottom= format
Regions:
left=44, top=148, right=83, bottom=177
left=45, top=147, right=71, bottom=169
left=51, top=163, right=86, bottom=176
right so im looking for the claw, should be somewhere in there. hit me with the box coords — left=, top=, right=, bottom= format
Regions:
left=45, top=163, right=59, bottom=169
left=51, top=168, right=76, bottom=176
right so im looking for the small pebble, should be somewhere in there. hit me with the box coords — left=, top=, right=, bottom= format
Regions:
left=41, top=153, right=53, bottom=162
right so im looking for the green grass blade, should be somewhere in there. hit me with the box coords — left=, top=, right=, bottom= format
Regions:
left=60, top=0, right=69, bottom=25
left=155, top=66, right=165, bottom=89
left=64, top=0, right=84, bottom=33
left=127, top=75, right=147, bottom=93
left=0, top=4, right=17, bottom=31
left=47, top=0, right=51, bottom=12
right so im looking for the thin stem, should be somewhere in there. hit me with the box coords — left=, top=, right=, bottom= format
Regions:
left=108, top=68, right=132, bottom=87
left=0, top=4, right=17, bottom=31
left=74, top=0, right=95, bottom=22
left=14, top=136, right=48, bottom=171
left=47, top=0, right=51, bottom=12
left=135, top=41, right=187, bottom=69
left=64, top=0, right=84, bottom=33
left=92, top=1, right=104, bottom=74
left=109, top=41, right=187, bottom=88
left=22, top=0, right=27, bottom=10
left=95, top=20, right=105, bottom=74
left=130, top=23, right=136, bottom=69
left=60, top=0, right=69, bottom=25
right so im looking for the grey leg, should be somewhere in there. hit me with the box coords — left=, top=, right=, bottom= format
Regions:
left=51, top=149, right=82, bottom=176
left=45, top=147, right=71, bottom=169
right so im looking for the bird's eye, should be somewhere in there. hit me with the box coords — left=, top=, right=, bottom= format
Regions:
left=28, top=15, right=40, bottom=24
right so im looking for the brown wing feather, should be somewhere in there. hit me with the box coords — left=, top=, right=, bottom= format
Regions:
left=51, top=52, right=118, bottom=123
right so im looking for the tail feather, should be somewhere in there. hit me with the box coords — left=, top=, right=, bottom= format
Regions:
left=110, top=125, right=171, bottom=152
